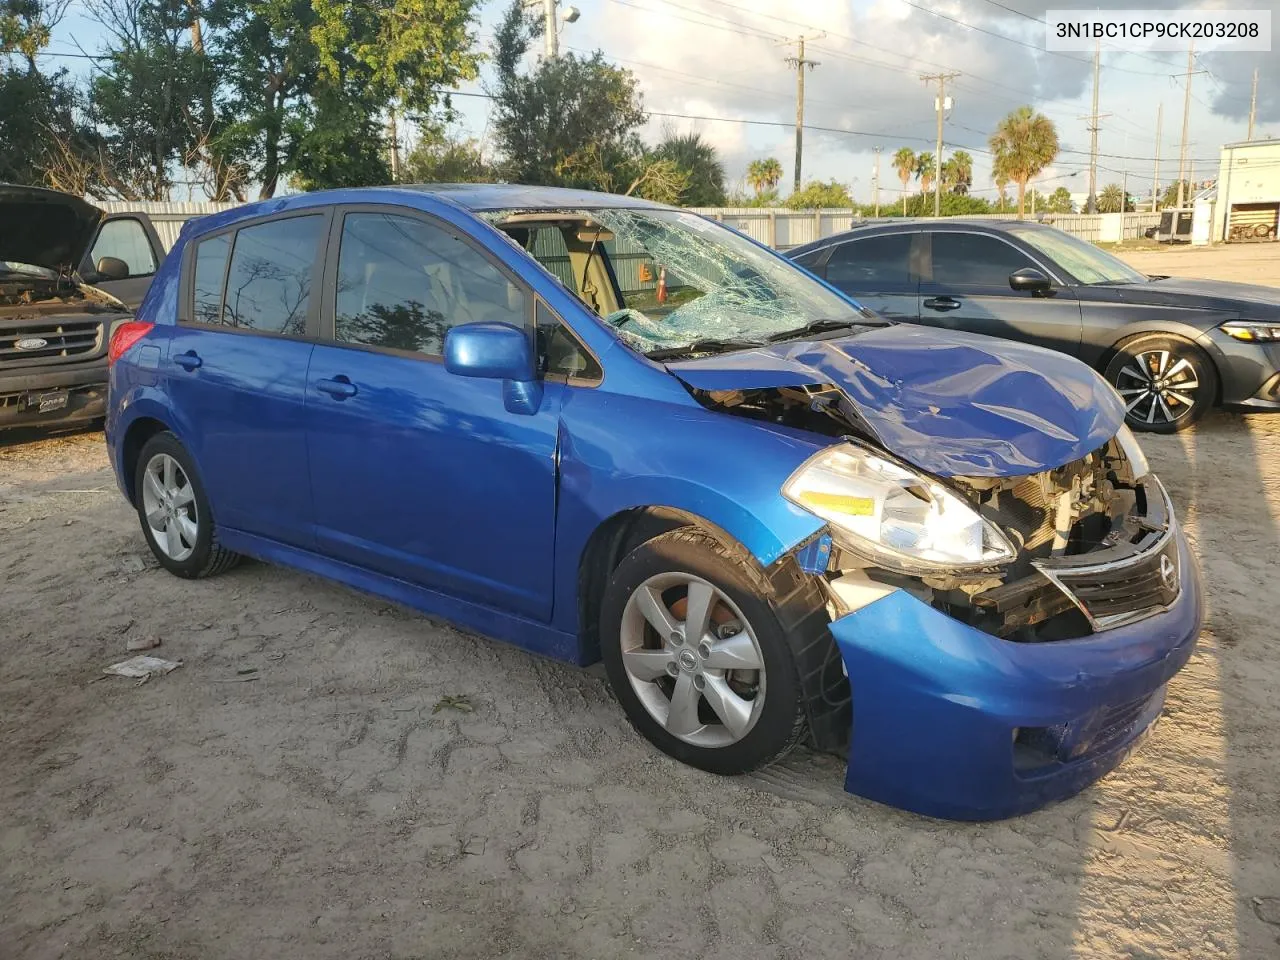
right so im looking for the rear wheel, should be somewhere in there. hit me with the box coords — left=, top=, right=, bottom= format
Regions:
left=600, top=529, right=807, bottom=776
left=1104, top=334, right=1217, bottom=433
left=134, top=432, right=240, bottom=578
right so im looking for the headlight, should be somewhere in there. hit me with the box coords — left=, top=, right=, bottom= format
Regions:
left=1221, top=321, right=1280, bottom=343
left=1114, top=424, right=1150, bottom=479
left=782, top=442, right=1016, bottom=573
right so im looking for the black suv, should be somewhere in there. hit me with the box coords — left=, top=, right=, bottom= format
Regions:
left=1, top=185, right=164, bottom=429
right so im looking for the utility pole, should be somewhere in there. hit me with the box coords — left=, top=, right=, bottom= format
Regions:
left=1153, top=103, right=1162, bottom=210
left=1176, top=42, right=1207, bottom=209
left=784, top=35, right=821, bottom=192
left=1121, top=132, right=1128, bottom=213
left=920, top=71, right=959, bottom=217
left=543, top=0, right=558, bottom=58
left=388, top=109, right=401, bottom=182
left=1079, top=40, right=1110, bottom=214
left=873, top=146, right=881, bottom=217
left=1248, top=68, right=1258, bottom=140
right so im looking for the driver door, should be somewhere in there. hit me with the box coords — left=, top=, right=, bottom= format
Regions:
left=304, top=207, right=564, bottom=620
left=918, top=231, right=1083, bottom=356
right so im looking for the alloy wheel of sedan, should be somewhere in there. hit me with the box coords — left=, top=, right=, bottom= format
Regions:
left=618, top=572, right=767, bottom=749
left=1113, top=349, right=1200, bottom=426
left=141, top=452, right=199, bottom=562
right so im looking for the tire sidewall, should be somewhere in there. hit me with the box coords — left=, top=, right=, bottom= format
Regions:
left=1104, top=334, right=1217, bottom=434
left=599, top=531, right=804, bottom=776
left=133, top=432, right=218, bottom=578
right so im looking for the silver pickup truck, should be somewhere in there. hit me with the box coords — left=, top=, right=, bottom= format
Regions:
left=1, top=185, right=164, bottom=429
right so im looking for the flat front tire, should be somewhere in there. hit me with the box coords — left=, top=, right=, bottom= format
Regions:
left=133, top=431, right=240, bottom=579
left=600, top=529, right=807, bottom=776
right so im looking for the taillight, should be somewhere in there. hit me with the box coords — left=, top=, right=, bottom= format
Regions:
left=108, top=321, right=154, bottom=365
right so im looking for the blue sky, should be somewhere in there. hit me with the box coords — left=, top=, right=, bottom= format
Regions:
left=42, top=0, right=1278, bottom=202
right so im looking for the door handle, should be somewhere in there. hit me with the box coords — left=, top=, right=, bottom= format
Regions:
left=315, top=376, right=358, bottom=400
left=923, top=296, right=961, bottom=312
left=174, top=350, right=202, bottom=370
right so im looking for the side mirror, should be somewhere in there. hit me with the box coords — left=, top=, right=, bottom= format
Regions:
left=94, top=256, right=130, bottom=281
left=1009, top=266, right=1051, bottom=293
left=445, top=322, right=534, bottom=380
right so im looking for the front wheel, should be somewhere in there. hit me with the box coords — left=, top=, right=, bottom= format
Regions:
left=599, top=530, right=807, bottom=776
left=1104, top=335, right=1218, bottom=433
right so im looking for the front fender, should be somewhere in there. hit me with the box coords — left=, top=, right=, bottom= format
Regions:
left=550, top=389, right=828, bottom=639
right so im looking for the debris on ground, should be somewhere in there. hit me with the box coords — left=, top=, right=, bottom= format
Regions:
left=125, top=635, right=161, bottom=652
left=103, top=656, right=182, bottom=681
left=432, top=694, right=474, bottom=714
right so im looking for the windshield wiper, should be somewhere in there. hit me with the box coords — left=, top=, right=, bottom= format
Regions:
left=766, top=317, right=875, bottom=342
left=647, top=338, right=765, bottom=360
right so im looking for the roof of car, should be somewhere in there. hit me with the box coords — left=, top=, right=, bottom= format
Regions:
left=789, top=216, right=1054, bottom=257
left=397, top=183, right=672, bottom=211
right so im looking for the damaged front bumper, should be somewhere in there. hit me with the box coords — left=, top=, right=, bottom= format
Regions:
left=824, top=523, right=1202, bottom=821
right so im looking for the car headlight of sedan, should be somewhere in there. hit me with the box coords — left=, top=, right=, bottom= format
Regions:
left=1221, top=321, right=1280, bottom=343
left=782, top=442, right=1016, bottom=574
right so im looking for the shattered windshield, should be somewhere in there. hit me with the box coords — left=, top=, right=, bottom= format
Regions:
left=489, top=207, right=871, bottom=355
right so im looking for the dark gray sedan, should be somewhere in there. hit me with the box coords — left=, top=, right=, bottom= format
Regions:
left=788, top=220, right=1280, bottom=432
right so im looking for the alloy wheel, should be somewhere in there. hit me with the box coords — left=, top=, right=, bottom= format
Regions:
left=1114, top=349, right=1200, bottom=426
left=141, top=453, right=199, bottom=562
left=618, top=572, right=766, bottom=749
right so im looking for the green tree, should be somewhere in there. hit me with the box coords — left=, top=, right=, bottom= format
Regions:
left=746, top=157, right=783, bottom=197
left=402, top=126, right=492, bottom=183
left=880, top=192, right=993, bottom=217
left=652, top=131, right=725, bottom=206
left=915, top=152, right=935, bottom=195
left=1097, top=182, right=1126, bottom=213
left=989, top=106, right=1059, bottom=217
left=490, top=0, right=652, bottom=193
left=993, top=155, right=1010, bottom=212
left=209, top=0, right=480, bottom=199
left=892, top=146, right=915, bottom=214
left=1161, top=180, right=1191, bottom=208
left=1046, top=186, right=1074, bottom=213
left=785, top=179, right=853, bottom=209
left=942, top=150, right=972, bottom=194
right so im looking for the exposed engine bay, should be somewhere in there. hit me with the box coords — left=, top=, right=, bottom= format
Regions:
left=691, top=382, right=1171, bottom=643
left=0, top=273, right=124, bottom=318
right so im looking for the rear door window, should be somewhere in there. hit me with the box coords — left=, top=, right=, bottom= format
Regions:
left=221, top=216, right=324, bottom=335
left=930, top=232, right=1034, bottom=287
left=825, top=234, right=914, bottom=288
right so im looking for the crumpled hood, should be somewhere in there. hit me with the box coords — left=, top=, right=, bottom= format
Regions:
left=668, top=325, right=1126, bottom=477
left=0, top=184, right=103, bottom=272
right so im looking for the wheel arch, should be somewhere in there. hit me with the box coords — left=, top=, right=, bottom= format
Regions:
left=575, top=506, right=761, bottom=667
left=1098, top=327, right=1225, bottom=406
left=119, top=415, right=174, bottom=504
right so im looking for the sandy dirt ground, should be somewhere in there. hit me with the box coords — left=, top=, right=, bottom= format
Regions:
left=2, top=245, right=1279, bottom=960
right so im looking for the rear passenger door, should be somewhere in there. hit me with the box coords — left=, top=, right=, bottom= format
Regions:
left=167, top=211, right=329, bottom=547
left=918, top=231, right=1083, bottom=356
left=818, top=232, right=920, bottom=321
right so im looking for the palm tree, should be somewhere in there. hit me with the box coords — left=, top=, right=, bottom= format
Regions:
left=1097, top=183, right=1126, bottom=213
left=892, top=147, right=915, bottom=215
left=915, top=152, right=936, bottom=195
left=945, top=150, right=973, bottom=194
left=655, top=132, right=726, bottom=206
left=988, top=106, right=1060, bottom=217
left=993, top=153, right=1010, bottom=211
left=746, top=158, right=783, bottom=198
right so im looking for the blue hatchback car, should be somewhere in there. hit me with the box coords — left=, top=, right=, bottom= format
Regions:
left=105, top=185, right=1203, bottom=820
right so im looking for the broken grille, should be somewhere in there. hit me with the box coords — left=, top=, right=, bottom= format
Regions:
left=1035, top=528, right=1180, bottom=631
left=0, top=320, right=103, bottom=366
